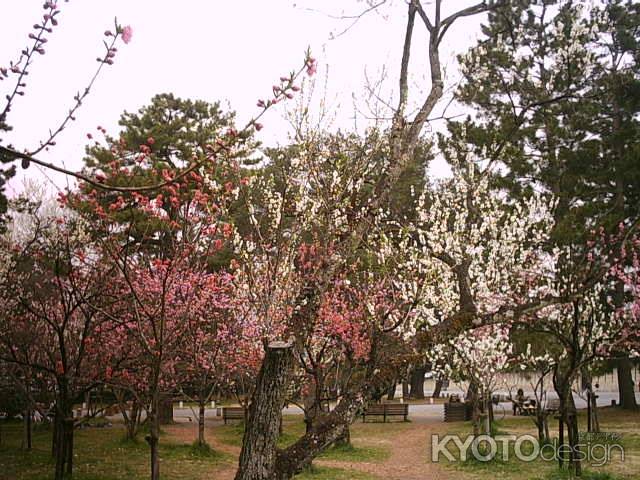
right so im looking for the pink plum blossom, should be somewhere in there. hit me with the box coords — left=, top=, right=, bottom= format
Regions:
left=121, top=25, right=133, bottom=44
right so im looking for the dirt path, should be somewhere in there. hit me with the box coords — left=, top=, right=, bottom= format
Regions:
left=164, top=421, right=240, bottom=480
left=316, top=418, right=451, bottom=480
left=165, top=417, right=451, bottom=480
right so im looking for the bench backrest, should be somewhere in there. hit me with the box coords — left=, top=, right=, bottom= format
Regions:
left=223, top=407, right=245, bottom=418
left=365, top=403, right=408, bottom=415
left=366, top=404, right=387, bottom=415
left=384, top=404, right=409, bottom=414
left=545, top=398, right=561, bottom=410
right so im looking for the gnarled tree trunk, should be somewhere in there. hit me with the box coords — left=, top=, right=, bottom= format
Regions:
left=616, top=357, right=638, bottom=410
left=235, top=341, right=293, bottom=480
left=273, top=392, right=369, bottom=479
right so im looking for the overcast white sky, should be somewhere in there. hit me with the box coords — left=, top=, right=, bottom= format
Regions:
left=1, top=1, right=488, bottom=195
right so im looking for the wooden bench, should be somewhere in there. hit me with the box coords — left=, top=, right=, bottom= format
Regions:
left=362, top=403, right=409, bottom=423
left=222, top=407, right=245, bottom=424
left=545, top=398, right=561, bottom=414
left=444, top=401, right=472, bottom=422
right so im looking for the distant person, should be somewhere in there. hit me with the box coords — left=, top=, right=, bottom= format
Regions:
left=513, top=388, right=525, bottom=415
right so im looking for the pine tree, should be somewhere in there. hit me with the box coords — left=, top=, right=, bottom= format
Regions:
left=442, top=0, right=640, bottom=415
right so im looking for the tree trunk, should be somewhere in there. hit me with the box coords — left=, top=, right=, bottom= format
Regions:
left=54, top=418, right=65, bottom=480
left=52, top=411, right=59, bottom=458
left=432, top=378, right=443, bottom=399
left=198, top=402, right=206, bottom=446
left=125, top=401, right=142, bottom=440
left=535, top=410, right=549, bottom=444
left=64, top=417, right=74, bottom=476
left=144, top=388, right=162, bottom=480
left=302, top=390, right=320, bottom=434
left=273, top=391, right=368, bottom=479
left=146, top=398, right=161, bottom=480
left=471, top=399, right=481, bottom=437
left=235, top=341, right=293, bottom=480
left=409, top=366, right=426, bottom=399
left=22, top=407, right=32, bottom=450
left=616, top=357, right=638, bottom=410
left=483, top=396, right=491, bottom=436
left=566, top=410, right=581, bottom=477
left=53, top=408, right=73, bottom=480
left=589, top=390, right=600, bottom=433
left=556, top=374, right=582, bottom=476
left=544, top=415, right=550, bottom=442
left=116, top=390, right=141, bottom=441
left=536, top=417, right=545, bottom=443
left=158, top=397, right=174, bottom=425
left=402, top=381, right=409, bottom=399
left=386, top=379, right=396, bottom=400
left=335, top=424, right=351, bottom=447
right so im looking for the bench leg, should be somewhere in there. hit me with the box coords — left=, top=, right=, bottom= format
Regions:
left=383, top=411, right=387, bottom=423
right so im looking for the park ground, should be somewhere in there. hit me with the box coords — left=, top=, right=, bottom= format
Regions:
left=0, top=406, right=638, bottom=480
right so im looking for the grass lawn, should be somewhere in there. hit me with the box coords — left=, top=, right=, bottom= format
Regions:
left=295, top=466, right=378, bottom=480
left=0, top=421, right=232, bottom=480
left=216, top=414, right=391, bottom=463
left=437, top=406, right=640, bottom=480
left=0, top=415, right=387, bottom=480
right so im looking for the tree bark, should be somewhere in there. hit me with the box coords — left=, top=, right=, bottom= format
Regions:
left=554, top=366, right=582, bottom=476
left=158, top=397, right=174, bottom=425
left=386, top=379, right=396, bottom=400
left=64, top=417, right=74, bottom=476
left=53, top=416, right=65, bottom=480
left=432, top=378, right=443, bottom=398
left=566, top=408, right=581, bottom=477
left=198, top=402, right=206, bottom=446
left=117, top=392, right=142, bottom=441
left=335, top=424, right=351, bottom=447
left=273, top=391, right=368, bottom=479
left=303, top=390, right=321, bottom=434
left=127, top=401, right=142, bottom=440
left=146, top=398, right=161, bottom=480
left=52, top=411, right=59, bottom=458
left=409, top=366, right=426, bottom=399
left=402, top=380, right=409, bottom=399
left=589, top=389, right=600, bottom=433
left=534, top=402, right=550, bottom=444
left=484, top=395, right=491, bottom=436
left=235, top=341, right=293, bottom=480
left=22, top=407, right=32, bottom=450
left=53, top=408, right=73, bottom=480
left=616, top=357, right=638, bottom=410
